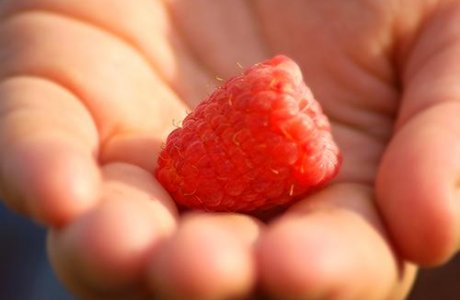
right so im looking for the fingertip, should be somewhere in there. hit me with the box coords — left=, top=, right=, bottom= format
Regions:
left=377, top=175, right=459, bottom=266
left=377, top=109, right=460, bottom=266
left=148, top=215, right=256, bottom=300
left=258, top=185, right=401, bottom=299
left=48, top=197, right=176, bottom=297
left=47, top=163, right=178, bottom=298
left=1, top=139, right=101, bottom=227
left=258, top=217, right=348, bottom=299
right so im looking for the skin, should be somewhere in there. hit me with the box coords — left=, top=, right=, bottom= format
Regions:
left=0, top=0, right=459, bottom=299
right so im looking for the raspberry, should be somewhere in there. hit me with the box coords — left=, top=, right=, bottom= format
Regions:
left=156, top=55, right=342, bottom=213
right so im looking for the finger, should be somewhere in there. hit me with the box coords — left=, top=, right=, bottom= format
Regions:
left=47, top=163, right=177, bottom=300
left=378, top=2, right=460, bottom=265
left=0, top=76, right=101, bottom=226
left=0, top=8, right=189, bottom=171
left=377, top=103, right=460, bottom=265
left=258, top=184, right=416, bottom=300
left=0, top=8, right=186, bottom=136
left=0, top=0, right=218, bottom=106
left=148, top=212, right=261, bottom=300
left=0, top=7, right=190, bottom=224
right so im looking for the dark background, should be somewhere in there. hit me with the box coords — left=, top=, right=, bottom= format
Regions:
left=0, top=203, right=458, bottom=300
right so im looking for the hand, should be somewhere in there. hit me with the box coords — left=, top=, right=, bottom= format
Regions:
left=0, top=1, right=458, bottom=299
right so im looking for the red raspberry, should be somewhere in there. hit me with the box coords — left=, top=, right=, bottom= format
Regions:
left=156, top=55, right=341, bottom=213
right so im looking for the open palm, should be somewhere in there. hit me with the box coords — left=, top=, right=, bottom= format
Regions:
left=1, top=1, right=460, bottom=299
